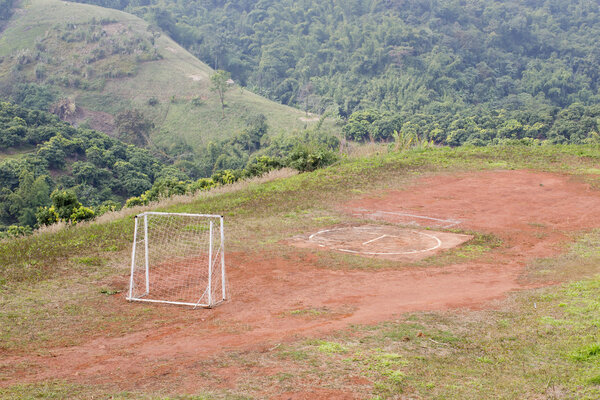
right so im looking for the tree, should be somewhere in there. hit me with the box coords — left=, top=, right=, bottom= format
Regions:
left=114, top=109, right=153, bottom=146
left=49, top=189, right=81, bottom=221
left=36, top=189, right=95, bottom=226
left=210, top=70, right=232, bottom=117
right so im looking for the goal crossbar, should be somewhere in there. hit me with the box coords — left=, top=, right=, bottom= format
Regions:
left=126, top=212, right=227, bottom=308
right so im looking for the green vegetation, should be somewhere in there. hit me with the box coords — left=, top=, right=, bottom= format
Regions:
left=0, top=0, right=317, bottom=156
left=57, top=0, right=600, bottom=147
left=210, top=69, right=231, bottom=116
left=341, top=103, right=600, bottom=146
left=77, top=0, right=600, bottom=117
left=0, top=101, right=338, bottom=233
left=0, top=100, right=170, bottom=231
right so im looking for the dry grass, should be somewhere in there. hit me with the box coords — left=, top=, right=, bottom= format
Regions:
left=40, top=168, right=299, bottom=233
left=345, top=142, right=390, bottom=158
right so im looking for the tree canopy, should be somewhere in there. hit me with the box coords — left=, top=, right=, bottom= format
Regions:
left=71, top=0, right=600, bottom=117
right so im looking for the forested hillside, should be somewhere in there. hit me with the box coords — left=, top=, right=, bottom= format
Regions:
left=3, top=0, right=600, bottom=234
left=0, top=100, right=337, bottom=233
left=0, top=0, right=315, bottom=159
left=0, top=101, right=174, bottom=230
left=72, top=0, right=600, bottom=113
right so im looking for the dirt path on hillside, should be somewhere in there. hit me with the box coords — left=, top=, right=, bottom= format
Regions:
left=3, top=170, right=600, bottom=393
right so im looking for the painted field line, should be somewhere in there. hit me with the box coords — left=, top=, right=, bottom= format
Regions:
left=353, top=209, right=461, bottom=228
left=362, top=234, right=388, bottom=245
left=308, top=227, right=443, bottom=256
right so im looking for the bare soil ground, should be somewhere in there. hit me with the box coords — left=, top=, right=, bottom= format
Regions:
left=3, top=169, right=600, bottom=395
left=64, top=106, right=116, bottom=135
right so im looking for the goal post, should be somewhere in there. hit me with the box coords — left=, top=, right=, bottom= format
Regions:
left=127, top=212, right=227, bottom=308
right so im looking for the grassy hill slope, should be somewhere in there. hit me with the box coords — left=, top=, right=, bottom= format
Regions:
left=0, top=0, right=317, bottom=153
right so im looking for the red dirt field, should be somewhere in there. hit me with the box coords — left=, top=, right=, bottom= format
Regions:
left=3, top=169, right=600, bottom=395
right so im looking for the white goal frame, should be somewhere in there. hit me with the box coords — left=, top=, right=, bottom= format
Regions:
left=126, top=212, right=227, bottom=308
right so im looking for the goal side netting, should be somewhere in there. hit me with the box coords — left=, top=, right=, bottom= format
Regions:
left=127, top=212, right=227, bottom=308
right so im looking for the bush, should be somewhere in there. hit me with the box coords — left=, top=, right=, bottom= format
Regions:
left=125, top=195, right=148, bottom=208
left=69, top=205, right=95, bottom=224
left=50, top=189, right=81, bottom=220
left=286, top=143, right=338, bottom=172
left=95, top=200, right=121, bottom=216
left=211, top=169, right=242, bottom=185
left=144, top=178, right=188, bottom=201
left=245, top=155, right=282, bottom=177
left=36, top=189, right=97, bottom=225
left=189, top=178, right=216, bottom=192
left=13, top=83, right=57, bottom=111
left=35, top=206, right=58, bottom=226
left=3, top=225, right=33, bottom=238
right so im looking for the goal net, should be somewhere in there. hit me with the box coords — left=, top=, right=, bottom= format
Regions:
left=127, top=212, right=226, bottom=308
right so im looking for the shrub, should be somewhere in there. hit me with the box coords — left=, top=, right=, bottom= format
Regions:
left=4, top=225, right=33, bottom=238
left=35, top=206, right=58, bottom=226
left=286, top=143, right=338, bottom=172
left=211, top=169, right=242, bottom=185
left=50, top=189, right=81, bottom=220
left=95, top=200, right=121, bottom=216
left=190, top=178, right=216, bottom=192
left=125, top=195, right=148, bottom=208
left=144, top=178, right=188, bottom=201
left=245, top=155, right=282, bottom=177
left=69, top=205, right=95, bottom=224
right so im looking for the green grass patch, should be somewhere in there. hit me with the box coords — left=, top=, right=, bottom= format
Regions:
left=313, top=340, right=348, bottom=354
left=74, top=256, right=105, bottom=266
left=571, top=343, right=600, bottom=362
left=524, top=229, right=600, bottom=283
left=288, top=307, right=330, bottom=317
left=417, top=231, right=504, bottom=267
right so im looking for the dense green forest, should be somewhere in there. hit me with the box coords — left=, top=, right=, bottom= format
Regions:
left=0, top=101, right=337, bottom=234
left=62, top=0, right=600, bottom=145
left=70, top=0, right=600, bottom=115
left=0, top=101, right=171, bottom=229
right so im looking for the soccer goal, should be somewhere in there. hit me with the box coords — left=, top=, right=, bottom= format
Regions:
left=127, top=212, right=227, bottom=308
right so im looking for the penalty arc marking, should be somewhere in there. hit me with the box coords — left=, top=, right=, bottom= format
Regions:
left=308, top=227, right=442, bottom=256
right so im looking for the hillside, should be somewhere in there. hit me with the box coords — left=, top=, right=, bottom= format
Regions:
left=0, top=100, right=339, bottom=232
left=0, top=101, right=181, bottom=229
left=57, top=0, right=600, bottom=147
left=0, top=0, right=318, bottom=155
left=1, top=144, right=600, bottom=398
left=113, top=0, right=600, bottom=116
